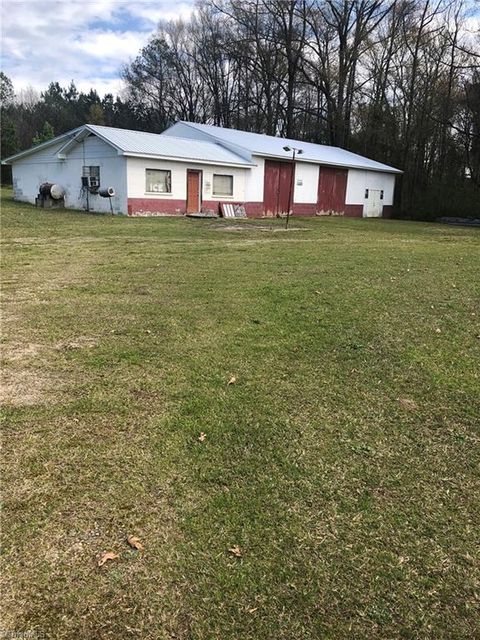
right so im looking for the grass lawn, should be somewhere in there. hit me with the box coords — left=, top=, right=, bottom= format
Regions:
left=1, top=188, right=479, bottom=639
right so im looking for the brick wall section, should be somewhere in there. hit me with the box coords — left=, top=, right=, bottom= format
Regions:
left=293, top=203, right=317, bottom=216
left=244, top=202, right=265, bottom=217
left=201, top=200, right=221, bottom=215
left=128, top=198, right=185, bottom=216
left=344, top=204, right=364, bottom=217
left=382, top=205, right=394, bottom=218
left=127, top=197, right=381, bottom=219
left=245, top=202, right=317, bottom=217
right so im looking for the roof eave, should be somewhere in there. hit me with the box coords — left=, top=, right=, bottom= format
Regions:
left=123, top=151, right=255, bottom=168
left=2, top=126, right=85, bottom=164
left=253, top=151, right=402, bottom=173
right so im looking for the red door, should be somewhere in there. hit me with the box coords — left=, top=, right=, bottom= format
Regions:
left=264, top=160, right=294, bottom=216
left=186, top=170, right=201, bottom=213
left=317, top=167, right=348, bottom=214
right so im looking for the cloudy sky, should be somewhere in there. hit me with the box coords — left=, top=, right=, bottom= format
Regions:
left=2, top=0, right=478, bottom=99
left=1, top=0, right=194, bottom=97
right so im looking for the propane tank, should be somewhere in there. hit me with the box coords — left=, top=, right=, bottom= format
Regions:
left=98, top=187, right=115, bottom=198
left=39, top=182, right=64, bottom=199
left=50, top=184, right=64, bottom=200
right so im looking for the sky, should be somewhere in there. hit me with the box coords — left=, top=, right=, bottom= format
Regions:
left=2, top=0, right=478, bottom=100
left=1, top=0, right=194, bottom=98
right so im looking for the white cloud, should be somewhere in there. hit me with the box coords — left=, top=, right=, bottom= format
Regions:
left=128, top=3, right=194, bottom=25
left=1, top=0, right=194, bottom=97
left=72, top=30, right=149, bottom=62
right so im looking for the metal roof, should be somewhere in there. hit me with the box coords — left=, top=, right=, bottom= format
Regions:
left=3, top=122, right=401, bottom=174
left=168, top=121, right=402, bottom=174
left=86, top=125, right=254, bottom=166
left=2, top=124, right=255, bottom=167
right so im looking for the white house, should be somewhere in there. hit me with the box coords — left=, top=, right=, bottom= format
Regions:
left=3, top=122, right=402, bottom=218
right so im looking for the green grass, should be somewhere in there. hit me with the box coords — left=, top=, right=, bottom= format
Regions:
left=1, top=188, right=479, bottom=639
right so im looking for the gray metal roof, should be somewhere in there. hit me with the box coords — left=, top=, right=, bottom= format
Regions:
left=86, top=125, right=254, bottom=166
left=3, top=122, right=401, bottom=174
left=168, top=121, right=402, bottom=174
left=2, top=124, right=255, bottom=167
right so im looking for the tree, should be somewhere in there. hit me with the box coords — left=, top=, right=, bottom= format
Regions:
left=88, top=103, right=105, bottom=125
left=32, top=121, right=55, bottom=145
left=0, top=71, right=14, bottom=105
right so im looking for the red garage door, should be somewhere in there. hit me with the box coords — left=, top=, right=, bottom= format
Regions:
left=317, top=167, right=348, bottom=214
left=264, top=160, right=294, bottom=216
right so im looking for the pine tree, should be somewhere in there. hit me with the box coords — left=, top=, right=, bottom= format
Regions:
left=32, top=121, right=55, bottom=145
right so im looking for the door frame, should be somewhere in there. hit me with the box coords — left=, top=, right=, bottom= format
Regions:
left=186, top=169, right=202, bottom=213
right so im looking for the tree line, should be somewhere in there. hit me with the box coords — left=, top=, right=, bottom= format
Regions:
left=2, top=0, right=479, bottom=218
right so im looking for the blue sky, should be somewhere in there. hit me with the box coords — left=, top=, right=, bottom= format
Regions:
left=1, top=0, right=194, bottom=97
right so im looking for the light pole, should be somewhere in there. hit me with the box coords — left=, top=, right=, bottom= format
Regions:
left=283, top=145, right=303, bottom=229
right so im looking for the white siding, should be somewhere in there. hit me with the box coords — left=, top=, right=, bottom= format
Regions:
left=244, top=155, right=264, bottom=202
left=245, top=158, right=319, bottom=204
left=294, top=162, right=319, bottom=203
left=346, top=169, right=395, bottom=215
left=127, top=157, right=248, bottom=202
left=11, top=134, right=127, bottom=214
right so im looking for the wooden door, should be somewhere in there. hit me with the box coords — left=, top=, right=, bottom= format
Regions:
left=264, top=160, right=294, bottom=216
left=186, top=170, right=201, bottom=213
left=317, top=167, right=348, bottom=214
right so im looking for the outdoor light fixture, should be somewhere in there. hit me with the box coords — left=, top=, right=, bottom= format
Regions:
left=284, top=145, right=303, bottom=229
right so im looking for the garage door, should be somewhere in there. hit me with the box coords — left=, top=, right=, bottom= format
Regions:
left=264, top=160, right=294, bottom=216
left=317, top=167, right=347, bottom=214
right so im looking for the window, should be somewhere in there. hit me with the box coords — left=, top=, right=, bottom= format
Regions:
left=213, top=174, right=233, bottom=197
left=83, top=165, right=100, bottom=188
left=146, top=169, right=171, bottom=193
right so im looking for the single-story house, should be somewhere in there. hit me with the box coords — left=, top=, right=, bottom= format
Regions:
left=3, top=121, right=402, bottom=218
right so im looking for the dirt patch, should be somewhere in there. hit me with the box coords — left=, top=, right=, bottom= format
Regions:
left=0, top=336, right=99, bottom=406
left=0, top=341, right=44, bottom=362
left=216, top=224, right=310, bottom=233
left=55, top=336, right=99, bottom=351
left=0, top=368, right=62, bottom=407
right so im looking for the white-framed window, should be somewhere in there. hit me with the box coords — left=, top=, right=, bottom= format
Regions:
left=146, top=169, right=172, bottom=193
left=212, top=174, right=233, bottom=197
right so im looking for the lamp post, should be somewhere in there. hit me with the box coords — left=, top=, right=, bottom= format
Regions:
left=283, top=145, right=303, bottom=229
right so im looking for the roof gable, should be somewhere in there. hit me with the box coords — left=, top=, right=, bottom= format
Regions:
left=3, top=124, right=255, bottom=168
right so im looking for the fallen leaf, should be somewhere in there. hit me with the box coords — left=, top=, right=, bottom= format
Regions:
left=248, top=607, right=258, bottom=614
left=398, top=398, right=418, bottom=411
left=98, top=551, right=119, bottom=567
left=127, top=536, right=144, bottom=551
left=227, top=376, right=236, bottom=385
left=435, top=328, right=442, bottom=333
left=228, top=545, right=242, bottom=557
left=198, top=432, right=207, bottom=442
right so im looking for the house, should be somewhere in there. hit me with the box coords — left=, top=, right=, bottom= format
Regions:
left=3, top=122, right=402, bottom=218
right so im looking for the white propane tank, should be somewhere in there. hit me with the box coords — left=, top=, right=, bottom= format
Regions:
left=50, top=184, right=65, bottom=200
